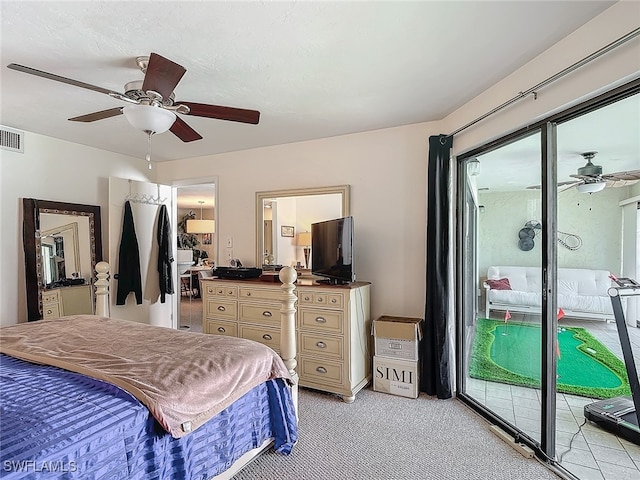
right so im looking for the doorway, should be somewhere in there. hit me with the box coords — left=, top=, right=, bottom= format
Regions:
left=175, top=181, right=217, bottom=332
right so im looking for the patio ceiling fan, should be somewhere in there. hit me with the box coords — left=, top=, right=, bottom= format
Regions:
left=7, top=53, right=260, bottom=143
left=527, top=151, right=640, bottom=193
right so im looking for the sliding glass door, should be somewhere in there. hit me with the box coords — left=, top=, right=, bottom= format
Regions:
left=459, top=132, right=544, bottom=446
left=457, top=82, right=640, bottom=479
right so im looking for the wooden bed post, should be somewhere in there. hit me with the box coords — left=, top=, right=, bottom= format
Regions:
left=95, top=261, right=110, bottom=317
left=279, top=266, right=299, bottom=413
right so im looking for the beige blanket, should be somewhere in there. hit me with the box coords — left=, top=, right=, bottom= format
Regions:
left=0, top=315, right=292, bottom=438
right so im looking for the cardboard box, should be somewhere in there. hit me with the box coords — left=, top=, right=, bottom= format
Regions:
left=373, top=356, right=419, bottom=399
left=372, top=316, right=423, bottom=361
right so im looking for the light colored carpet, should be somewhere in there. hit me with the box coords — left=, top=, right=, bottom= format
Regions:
left=233, top=387, right=561, bottom=480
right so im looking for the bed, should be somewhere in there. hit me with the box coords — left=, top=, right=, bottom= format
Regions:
left=0, top=263, right=299, bottom=480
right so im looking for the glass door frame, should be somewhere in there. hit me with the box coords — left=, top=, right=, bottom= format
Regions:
left=455, top=78, right=640, bottom=464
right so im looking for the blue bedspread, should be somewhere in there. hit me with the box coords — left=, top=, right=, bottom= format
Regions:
left=0, top=354, right=297, bottom=479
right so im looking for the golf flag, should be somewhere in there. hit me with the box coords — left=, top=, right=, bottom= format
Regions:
left=556, top=339, right=561, bottom=359
left=557, top=308, right=565, bottom=320
left=504, top=310, right=511, bottom=323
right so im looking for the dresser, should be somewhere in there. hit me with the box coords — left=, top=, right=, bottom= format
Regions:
left=42, top=284, right=93, bottom=319
left=201, top=277, right=371, bottom=402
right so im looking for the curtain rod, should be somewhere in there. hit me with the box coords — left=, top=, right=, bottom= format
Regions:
left=447, top=27, right=640, bottom=138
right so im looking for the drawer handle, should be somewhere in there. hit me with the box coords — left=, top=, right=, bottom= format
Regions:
left=228, top=290, right=234, bottom=295
left=315, top=316, right=327, bottom=323
left=317, top=297, right=324, bottom=302
left=331, top=298, right=337, bottom=303
left=217, top=327, right=226, bottom=333
left=316, top=341, right=327, bottom=349
left=46, top=309, right=53, bottom=315
left=304, top=296, right=310, bottom=301
left=246, top=292, right=251, bottom=296
left=262, top=334, right=272, bottom=340
left=217, top=289, right=223, bottom=294
left=217, top=306, right=226, bottom=312
left=262, top=311, right=273, bottom=317
left=316, top=366, right=328, bottom=374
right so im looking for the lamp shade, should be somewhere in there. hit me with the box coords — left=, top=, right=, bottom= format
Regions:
left=297, top=232, right=311, bottom=246
left=576, top=181, right=606, bottom=193
left=186, top=219, right=215, bottom=234
left=122, top=105, right=176, bottom=134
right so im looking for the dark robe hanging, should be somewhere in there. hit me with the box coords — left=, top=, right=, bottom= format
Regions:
left=157, top=204, right=174, bottom=303
left=115, top=201, right=142, bottom=305
left=421, top=134, right=453, bottom=399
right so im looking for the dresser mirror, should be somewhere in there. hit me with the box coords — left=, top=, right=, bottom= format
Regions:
left=23, top=198, right=103, bottom=321
left=255, top=186, right=350, bottom=269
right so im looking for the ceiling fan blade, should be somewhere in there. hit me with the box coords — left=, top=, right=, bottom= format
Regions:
left=142, top=53, right=186, bottom=102
left=69, top=108, right=123, bottom=122
left=177, top=102, right=260, bottom=124
left=559, top=182, right=581, bottom=193
left=602, top=169, right=640, bottom=181
left=170, top=116, right=203, bottom=142
left=526, top=180, right=578, bottom=190
left=7, top=63, right=122, bottom=96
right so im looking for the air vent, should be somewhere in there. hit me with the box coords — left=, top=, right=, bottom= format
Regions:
left=0, top=125, right=24, bottom=153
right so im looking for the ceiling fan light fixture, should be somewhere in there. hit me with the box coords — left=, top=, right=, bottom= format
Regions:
left=576, top=181, right=606, bottom=193
left=123, top=104, right=176, bottom=134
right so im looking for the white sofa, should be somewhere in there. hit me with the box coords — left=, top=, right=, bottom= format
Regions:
left=484, top=266, right=615, bottom=322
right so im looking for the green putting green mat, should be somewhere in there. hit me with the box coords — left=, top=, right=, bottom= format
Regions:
left=469, top=318, right=631, bottom=399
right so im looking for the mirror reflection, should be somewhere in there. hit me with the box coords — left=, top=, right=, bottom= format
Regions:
left=256, top=186, right=350, bottom=269
left=40, top=217, right=88, bottom=286
left=23, top=199, right=102, bottom=321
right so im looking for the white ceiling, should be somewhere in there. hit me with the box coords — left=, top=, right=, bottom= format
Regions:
left=0, top=0, right=623, bottom=167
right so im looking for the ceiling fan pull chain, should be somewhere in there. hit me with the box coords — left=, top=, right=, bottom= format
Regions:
left=146, top=132, right=152, bottom=170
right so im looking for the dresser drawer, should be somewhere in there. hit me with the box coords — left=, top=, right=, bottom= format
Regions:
left=205, top=299, right=237, bottom=319
left=298, top=291, right=344, bottom=309
left=240, top=303, right=280, bottom=325
left=205, top=284, right=237, bottom=298
left=42, top=291, right=60, bottom=304
left=204, top=319, right=238, bottom=337
left=299, top=332, right=343, bottom=360
left=43, top=304, right=61, bottom=319
left=299, top=357, right=343, bottom=385
left=239, top=287, right=282, bottom=302
left=240, top=325, right=280, bottom=352
left=299, top=309, right=343, bottom=334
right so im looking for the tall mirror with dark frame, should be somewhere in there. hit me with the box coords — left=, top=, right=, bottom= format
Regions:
left=255, top=186, right=350, bottom=270
left=23, top=199, right=103, bottom=321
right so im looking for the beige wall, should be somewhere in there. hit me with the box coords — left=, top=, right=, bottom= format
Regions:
left=157, top=122, right=435, bottom=321
left=0, top=131, right=150, bottom=325
left=2, top=2, right=638, bottom=327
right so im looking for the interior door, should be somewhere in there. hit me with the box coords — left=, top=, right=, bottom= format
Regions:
left=108, top=177, right=175, bottom=328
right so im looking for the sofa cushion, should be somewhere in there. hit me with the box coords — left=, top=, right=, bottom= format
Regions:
left=486, top=265, right=615, bottom=317
left=486, top=278, right=512, bottom=290
left=557, top=293, right=612, bottom=315
left=487, top=266, right=541, bottom=293
left=489, top=290, right=540, bottom=307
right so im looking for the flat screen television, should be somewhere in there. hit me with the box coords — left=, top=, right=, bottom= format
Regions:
left=311, top=216, right=354, bottom=285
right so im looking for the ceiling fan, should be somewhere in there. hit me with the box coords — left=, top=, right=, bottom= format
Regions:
left=527, top=151, right=640, bottom=193
left=7, top=53, right=260, bottom=143
left=563, top=151, right=640, bottom=193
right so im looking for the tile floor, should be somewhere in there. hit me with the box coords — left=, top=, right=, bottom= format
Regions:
left=467, top=315, right=640, bottom=480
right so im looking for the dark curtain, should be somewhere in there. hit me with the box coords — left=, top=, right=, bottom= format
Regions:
left=421, top=134, right=453, bottom=399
